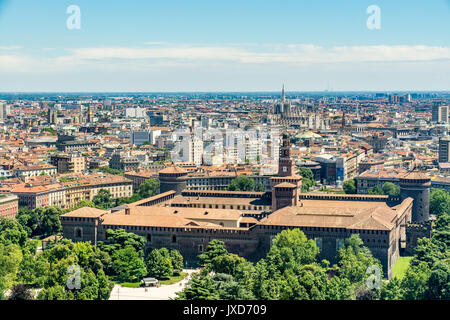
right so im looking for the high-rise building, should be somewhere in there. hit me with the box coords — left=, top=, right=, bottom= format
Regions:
left=0, top=102, right=9, bottom=123
left=87, top=105, right=94, bottom=123
left=179, top=136, right=204, bottom=165
left=432, top=104, right=449, bottom=123
left=439, top=136, right=450, bottom=163
left=125, top=107, right=147, bottom=118
left=130, top=130, right=150, bottom=146
left=47, top=108, right=57, bottom=124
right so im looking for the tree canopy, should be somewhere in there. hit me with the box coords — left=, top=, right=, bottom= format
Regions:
left=228, top=177, right=256, bottom=192
left=343, top=179, right=357, bottom=194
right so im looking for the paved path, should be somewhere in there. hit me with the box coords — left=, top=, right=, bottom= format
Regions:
left=109, top=269, right=198, bottom=300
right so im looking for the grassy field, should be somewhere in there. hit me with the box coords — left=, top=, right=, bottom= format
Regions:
left=393, top=256, right=413, bottom=279
left=119, top=282, right=141, bottom=288
left=159, top=272, right=188, bottom=285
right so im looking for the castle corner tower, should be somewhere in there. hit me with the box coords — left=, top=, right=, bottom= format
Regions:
left=399, top=171, right=431, bottom=223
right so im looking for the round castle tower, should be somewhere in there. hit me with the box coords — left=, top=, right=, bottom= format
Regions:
left=399, top=171, right=431, bottom=223
left=158, top=164, right=188, bottom=195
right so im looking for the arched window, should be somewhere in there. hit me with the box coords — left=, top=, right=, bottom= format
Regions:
left=172, top=234, right=177, bottom=243
left=75, top=227, right=83, bottom=239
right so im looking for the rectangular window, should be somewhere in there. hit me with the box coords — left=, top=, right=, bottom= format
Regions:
left=336, top=239, right=344, bottom=251
left=315, top=237, right=322, bottom=252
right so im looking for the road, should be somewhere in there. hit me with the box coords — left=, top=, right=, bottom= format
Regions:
left=109, top=269, right=198, bottom=300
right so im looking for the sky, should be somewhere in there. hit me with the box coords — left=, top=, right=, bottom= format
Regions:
left=0, top=0, right=449, bottom=92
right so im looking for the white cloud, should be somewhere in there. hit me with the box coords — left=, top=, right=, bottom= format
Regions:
left=0, top=44, right=449, bottom=74
left=66, top=44, right=450, bottom=64
left=0, top=46, right=22, bottom=51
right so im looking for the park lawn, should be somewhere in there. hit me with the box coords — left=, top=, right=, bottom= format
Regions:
left=393, top=256, right=413, bottom=279
left=119, top=282, right=141, bottom=288
left=159, top=272, right=188, bottom=285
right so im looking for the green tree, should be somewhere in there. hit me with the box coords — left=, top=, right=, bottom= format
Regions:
left=65, top=200, right=96, bottom=213
left=93, top=189, right=114, bottom=210
left=198, top=240, right=228, bottom=268
left=301, top=178, right=314, bottom=193
left=430, top=188, right=450, bottom=217
left=16, top=208, right=40, bottom=237
left=170, top=249, right=184, bottom=274
left=137, top=179, right=160, bottom=199
left=176, top=273, right=220, bottom=300
left=211, top=253, right=246, bottom=276
left=36, top=239, right=113, bottom=300
left=380, top=277, right=404, bottom=300
left=299, top=167, right=315, bottom=193
left=99, top=229, right=146, bottom=257
left=228, top=176, right=255, bottom=192
left=211, top=273, right=254, bottom=300
left=38, top=206, right=63, bottom=236
left=337, top=234, right=382, bottom=285
left=298, top=167, right=314, bottom=181
left=37, top=285, right=68, bottom=300
left=254, top=182, right=264, bottom=192
left=424, top=260, right=450, bottom=300
left=382, top=182, right=401, bottom=197
left=266, top=229, right=320, bottom=273
left=0, top=217, right=28, bottom=247
left=0, top=243, right=23, bottom=292
left=343, top=179, right=357, bottom=194
left=401, top=261, right=431, bottom=300
left=145, top=248, right=174, bottom=278
left=97, top=167, right=124, bottom=176
left=325, top=276, right=353, bottom=300
left=367, top=185, right=384, bottom=195
left=111, top=246, right=147, bottom=282
left=17, top=254, right=49, bottom=287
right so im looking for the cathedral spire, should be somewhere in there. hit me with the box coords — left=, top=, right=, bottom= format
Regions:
left=282, top=84, right=286, bottom=102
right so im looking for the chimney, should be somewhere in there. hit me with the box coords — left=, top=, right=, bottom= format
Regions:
left=125, top=207, right=131, bottom=215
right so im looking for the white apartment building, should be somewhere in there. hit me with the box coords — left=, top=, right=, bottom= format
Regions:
left=179, top=137, right=204, bottom=165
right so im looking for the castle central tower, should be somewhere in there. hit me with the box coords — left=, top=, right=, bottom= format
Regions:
left=270, top=133, right=302, bottom=211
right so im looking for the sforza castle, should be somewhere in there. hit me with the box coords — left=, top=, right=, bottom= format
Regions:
left=61, top=134, right=432, bottom=278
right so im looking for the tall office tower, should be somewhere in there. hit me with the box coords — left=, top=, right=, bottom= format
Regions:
left=87, top=105, right=94, bottom=123
left=432, top=104, right=449, bottom=123
left=439, top=136, right=450, bottom=163
left=0, top=102, right=7, bottom=123
left=389, top=94, right=400, bottom=104
left=201, top=116, right=212, bottom=129
left=47, top=108, right=57, bottom=124
left=104, top=99, right=112, bottom=108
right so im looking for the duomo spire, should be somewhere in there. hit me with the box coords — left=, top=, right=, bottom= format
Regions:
left=282, top=84, right=286, bottom=102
